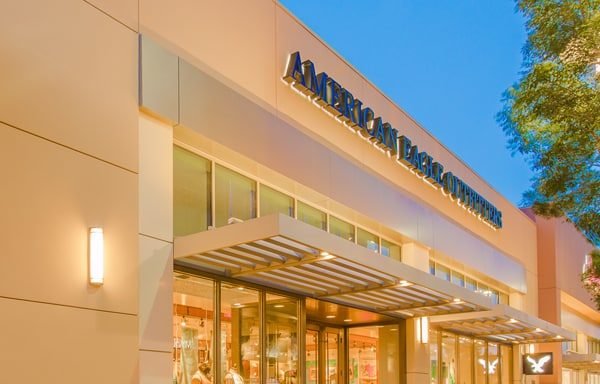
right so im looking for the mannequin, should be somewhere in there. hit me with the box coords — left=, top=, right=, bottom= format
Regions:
left=223, top=364, right=244, bottom=384
left=192, top=362, right=212, bottom=384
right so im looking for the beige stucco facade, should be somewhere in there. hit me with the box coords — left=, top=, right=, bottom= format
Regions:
left=1, top=1, right=597, bottom=383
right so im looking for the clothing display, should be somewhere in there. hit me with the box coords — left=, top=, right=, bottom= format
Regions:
left=224, top=368, right=244, bottom=384
left=192, top=369, right=211, bottom=384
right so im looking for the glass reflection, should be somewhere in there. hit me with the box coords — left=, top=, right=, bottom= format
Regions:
left=306, top=330, right=319, bottom=384
left=458, top=337, right=473, bottom=384
left=173, top=275, right=215, bottom=384
left=326, top=332, right=339, bottom=384
left=215, top=165, right=256, bottom=227
left=488, top=343, right=499, bottom=384
left=475, top=340, right=486, bottom=384
left=260, top=185, right=294, bottom=218
left=430, top=330, right=439, bottom=384
left=174, top=147, right=212, bottom=236
left=221, top=284, right=260, bottom=383
left=266, top=294, right=298, bottom=383
left=441, top=333, right=456, bottom=384
left=348, top=325, right=399, bottom=384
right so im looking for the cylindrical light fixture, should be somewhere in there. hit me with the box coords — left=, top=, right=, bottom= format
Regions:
left=421, top=316, right=429, bottom=343
left=89, top=227, right=104, bottom=285
left=416, top=316, right=429, bottom=343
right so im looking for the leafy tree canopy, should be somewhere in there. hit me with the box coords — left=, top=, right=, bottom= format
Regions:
left=498, top=0, right=600, bottom=245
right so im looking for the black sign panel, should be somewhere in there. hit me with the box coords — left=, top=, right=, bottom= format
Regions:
left=523, top=352, right=553, bottom=375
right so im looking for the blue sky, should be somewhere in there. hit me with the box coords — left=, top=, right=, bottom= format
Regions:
left=279, top=0, right=533, bottom=206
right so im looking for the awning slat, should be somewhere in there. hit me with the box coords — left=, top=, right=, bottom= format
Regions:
left=430, top=304, right=576, bottom=343
left=174, top=214, right=493, bottom=319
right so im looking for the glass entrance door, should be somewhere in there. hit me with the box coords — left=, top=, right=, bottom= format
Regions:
left=325, top=330, right=340, bottom=384
left=306, top=325, right=344, bottom=384
left=306, top=329, right=319, bottom=384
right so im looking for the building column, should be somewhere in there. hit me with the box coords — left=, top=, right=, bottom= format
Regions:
left=402, top=242, right=431, bottom=384
left=139, top=114, right=174, bottom=383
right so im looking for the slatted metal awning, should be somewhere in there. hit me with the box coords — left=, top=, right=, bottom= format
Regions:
left=174, top=214, right=492, bottom=318
left=562, top=353, right=600, bottom=372
left=430, top=304, right=576, bottom=343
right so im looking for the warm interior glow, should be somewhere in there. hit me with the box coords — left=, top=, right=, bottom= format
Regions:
left=89, top=227, right=104, bottom=285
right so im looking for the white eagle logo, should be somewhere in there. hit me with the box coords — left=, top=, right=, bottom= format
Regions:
left=527, top=355, right=551, bottom=373
left=478, top=358, right=499, bottom=374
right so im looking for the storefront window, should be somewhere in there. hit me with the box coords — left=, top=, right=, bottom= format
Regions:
left=174, top=146, right=212, bottom=236
left=221, top=283, right=260, bottom=383
left=474, top=340, right=486, bottom=384
left=357, top=228, right=379, bottom=253
left=429, top=260, right=436, bottom=275
left=329, top=216, right=355, bottom=242
left=173, top=274, right=215, bottom=384
left=451, top=271, right=465, bottom=287
left=441, top=333, right=457, bottom=384
left=499, top=293, right=509, bottom=305
left=458, top=337, right=473, bottom=384
left=430, top=329, right=439, bottom=384
left=326, top=331, right=340, bottom=384
left=381, top=239, right=401, bottom=261
left=500, top=345, right=511, bottom=384
left=215, top=165, right=256, bottom=227
left=266, top=293, right=298, bottom=383
left=348, top=325, right=399, bottom=384
left=306, top=330, right=319, bottom=384
left=260, top=185, right=294, bottom=218
left=488, top=343, right=499, bottom=384
left=297, top=201, right=327, bottom=230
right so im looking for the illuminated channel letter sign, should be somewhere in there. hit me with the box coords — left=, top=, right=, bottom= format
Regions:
left=523, top=352, right=553, bottom=375
left=283, top=51, right=503, bottom=229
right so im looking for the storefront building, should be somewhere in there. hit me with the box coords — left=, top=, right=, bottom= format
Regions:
left=0, top=1, right=596, bottom=384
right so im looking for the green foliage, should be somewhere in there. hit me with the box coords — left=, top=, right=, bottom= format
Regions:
left=581, top=249, right=600, bottom=309
left=498, top=0, right=600, bottom=245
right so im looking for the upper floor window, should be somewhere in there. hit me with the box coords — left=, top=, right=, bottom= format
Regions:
left=174, top=146, right=211, bottom=236
left=215, top=164, right=256, bottom=227
left=430, top=260, right=508, bottom=305
left=260, top=184, right=293, bottom=217
left=329, top=215, right=355, bottom=242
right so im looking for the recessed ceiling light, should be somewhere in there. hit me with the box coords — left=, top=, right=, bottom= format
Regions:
left=343, top=319, right=352, bottom=322
left=509, top=318, right=518, bottom=323
left=274, top=304, right=285, bottom=308
left=320, top=251, right=329, bottom=257
left=233, top=303, right=242, bottom=307
left=326, top=315, right=335, bottom=319
left=237, top=287, right=245, bottom=291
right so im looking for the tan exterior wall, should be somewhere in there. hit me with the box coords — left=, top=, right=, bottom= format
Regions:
left=536, top=215, right=595, bottom=318
left=0, top=0, right=139, bottom=383
left=139, top=0, right=537, bottom=311
left=138, top=114, right=175, bottom=384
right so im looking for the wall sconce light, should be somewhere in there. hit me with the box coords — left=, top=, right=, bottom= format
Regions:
left=89, top=227, right=104, bottom=285
left=416, top=316, right=429, bottom=343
